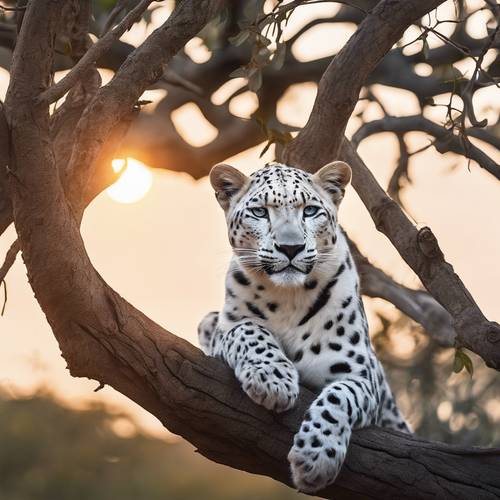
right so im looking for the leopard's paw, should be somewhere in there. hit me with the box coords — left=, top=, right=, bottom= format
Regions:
left=239, top=361, right=299, bottom=413
left=288, top=423, right=346, bottom=493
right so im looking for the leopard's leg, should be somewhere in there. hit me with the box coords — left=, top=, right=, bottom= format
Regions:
left=378, top=379, right=411, bottom=433
left=197, top=311, right=219, bottom=354
left=288, top=374, right=378, bottom=493
left=211, top=320, right=299, bottom=413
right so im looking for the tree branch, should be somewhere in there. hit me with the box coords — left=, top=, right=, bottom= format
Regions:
left=65, top=0, right=226, bottom=216
left=282, top=0, right=446, bottom=168
left=40, top=0, right=156, bottom=104
left=0, top=238, right=19, bottom=284
left=352, top=115, right=500, bottom=180
left=340, top=139, right=500, bottom=368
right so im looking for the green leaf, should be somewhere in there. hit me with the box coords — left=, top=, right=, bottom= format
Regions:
left=453, top=350, right=464, bottom=373
left=461, top=351, right=474, bottom=377
left=453, top=349, right=474, bottom=377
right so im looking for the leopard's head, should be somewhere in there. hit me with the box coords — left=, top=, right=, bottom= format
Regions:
left=210, top=162, right=351, bottom=286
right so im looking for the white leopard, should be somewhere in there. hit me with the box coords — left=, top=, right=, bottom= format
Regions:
left=198, top=161, right=410, bottom=493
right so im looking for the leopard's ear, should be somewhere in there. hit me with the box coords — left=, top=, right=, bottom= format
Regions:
left=313, top=161, right=351, bottom=206
left=210, top=164, right=249, bottom=210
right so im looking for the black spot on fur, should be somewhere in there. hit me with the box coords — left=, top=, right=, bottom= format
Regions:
left=334, top=263, right=345, bottom=278
left=330, top=362, right=352, bottom=374
left=329, top=342, right=342, bottom=351
left=311, top=343, right=321, bottom=355
left=233, top=270, right=250, bottom=286
left=327, top=393, right=340, bottom=405
left=348, top=310, right=357, bottom=324
left=298, top=277, right=338, bottom=326
left=350, top=332, right=360, bottom=345
left=311, top=436, right=322, bottom=448
left=342, top=296, right=352, bottom=308
left=304, top=279, right=318, bottom=290
left=267, top=302, right=278, bottom=312
left=225, top=311, right=240, bottom=322
left=324, top=320, right=333, bottom=330
left=337, top=326, right=345, bottom=336
left=294, top=350, right=303, bottom=362
left=321, top=410, right=338, bottom=425
left=245, top=302, right=267, bottom=320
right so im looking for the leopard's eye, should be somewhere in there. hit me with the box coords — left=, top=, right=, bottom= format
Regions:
left=250, top=207, right=269, bottom=218
left=303, top=206, right=320, bottom=217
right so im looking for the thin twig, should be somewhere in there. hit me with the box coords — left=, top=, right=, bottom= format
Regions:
left=0, top=238, right=19, bottom=283
left=0, top=4, right=26, bottom=12
left=39, top=0, right=158, bottom=104
left=0, top=238, right=19, bottom=315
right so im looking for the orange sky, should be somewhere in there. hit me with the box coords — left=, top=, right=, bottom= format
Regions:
left=0, top=1, right=498, bottom=437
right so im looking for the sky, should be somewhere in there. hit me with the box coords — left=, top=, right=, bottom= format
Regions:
left=0, top=1, right=499, bottom=438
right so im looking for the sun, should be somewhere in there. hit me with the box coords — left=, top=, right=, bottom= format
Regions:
left=107, top=158, right=153, bottom=204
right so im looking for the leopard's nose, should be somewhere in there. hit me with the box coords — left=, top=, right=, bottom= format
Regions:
left=274, top=243, right=306, bottom=260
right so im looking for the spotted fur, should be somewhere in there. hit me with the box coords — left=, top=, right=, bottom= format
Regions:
left=198, top=161, right=410, bottom=493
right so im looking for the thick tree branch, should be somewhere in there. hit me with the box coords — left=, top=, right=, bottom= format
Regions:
left=282, top=0, right=446, bottom=168
left=340, top=140, right=500, bottom=368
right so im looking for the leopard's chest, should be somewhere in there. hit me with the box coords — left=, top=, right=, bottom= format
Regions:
left=261, top=288, right=364, bottom=390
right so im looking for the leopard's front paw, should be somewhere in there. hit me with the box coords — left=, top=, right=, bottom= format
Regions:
left=288, top=424, right=346, bottom=493
left=239, top=361, right=299, bottom=412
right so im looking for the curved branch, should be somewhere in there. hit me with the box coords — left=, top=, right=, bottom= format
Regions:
left=352, top=115, right=500, bottom=180
left=340, top=140, right=500, bottom=369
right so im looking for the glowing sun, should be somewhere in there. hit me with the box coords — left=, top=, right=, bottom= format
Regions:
left=107, top=158, right=153, bottom=204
